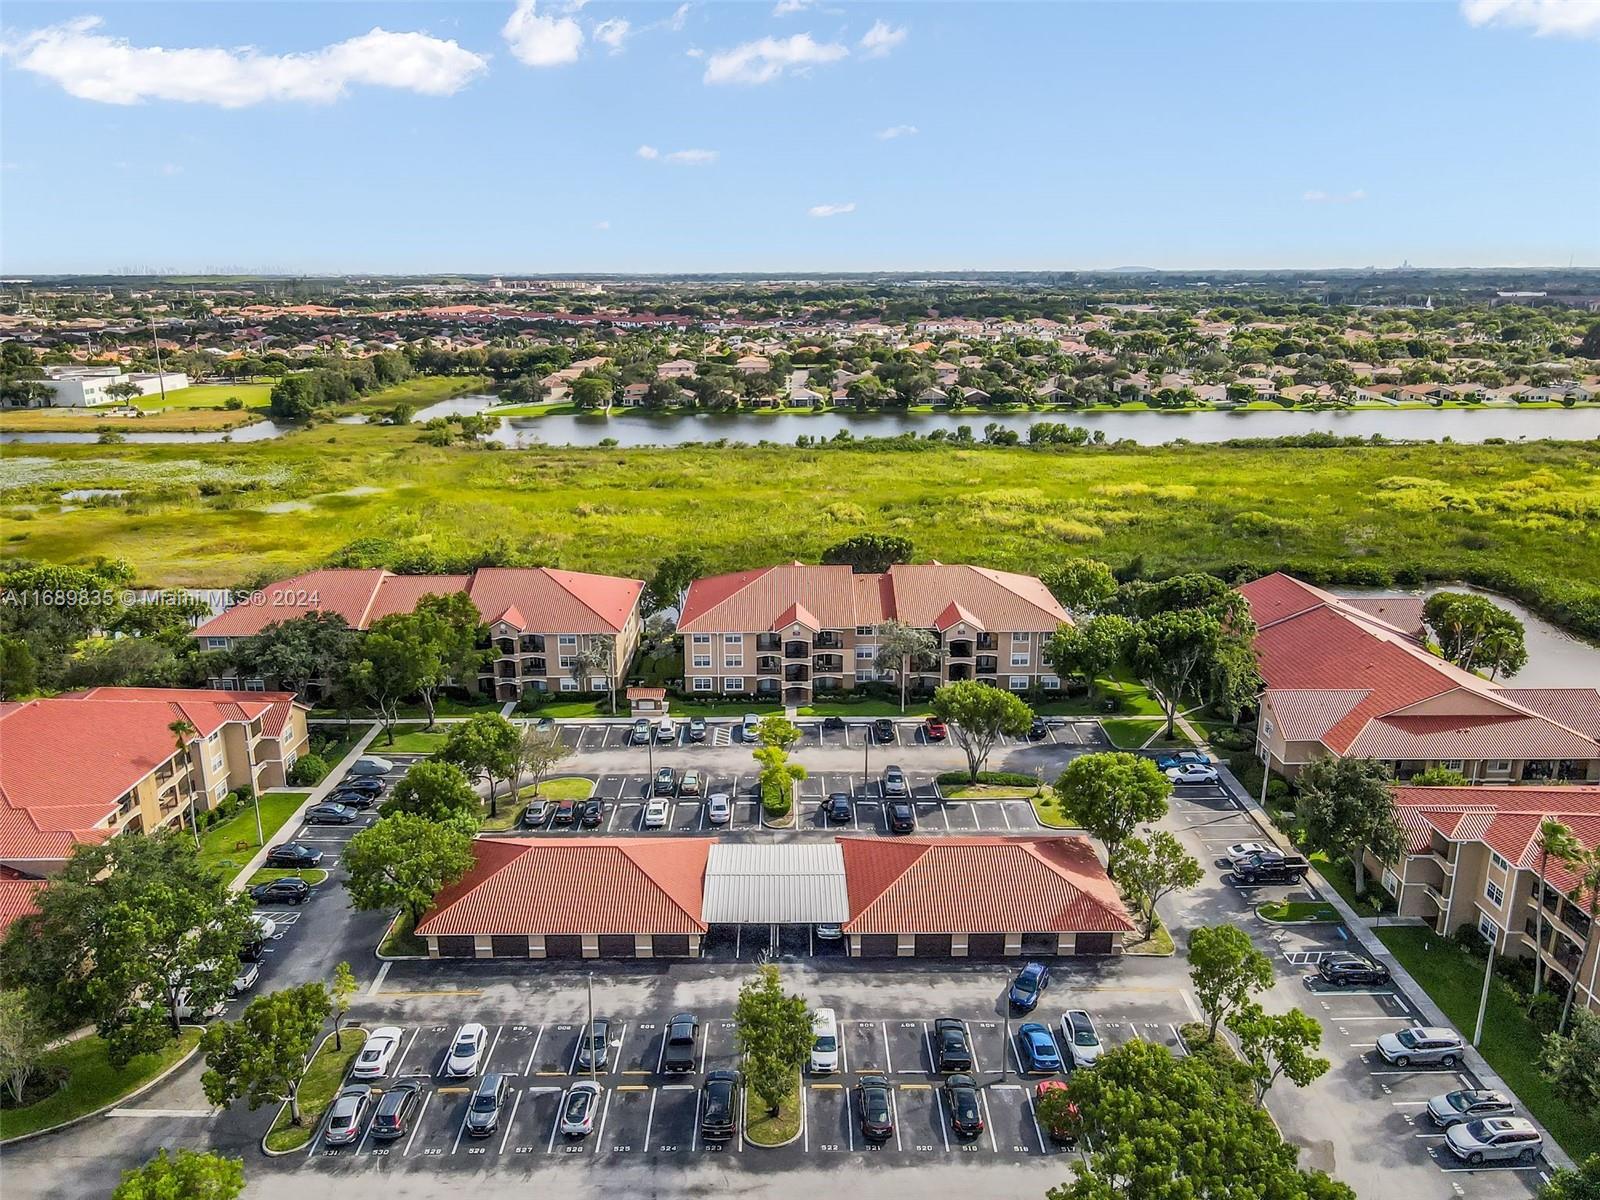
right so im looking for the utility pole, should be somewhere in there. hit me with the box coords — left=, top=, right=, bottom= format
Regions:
left=587, top=974, right=598, bottom=1082
left=1472, top=930, right=1497, bottom=1047
left=149, top=316, right=169, bottom=405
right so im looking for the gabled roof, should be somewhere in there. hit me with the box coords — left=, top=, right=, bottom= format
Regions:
left=1395, top=785, right=1600, bottom=900
left=0, top=878, right=45, bottom=938
left=415, top=838, right=712, bottom=937
left=838, top=836, right=1133, bottom=935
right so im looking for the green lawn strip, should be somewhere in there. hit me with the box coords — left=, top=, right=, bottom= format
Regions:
left=0, top=1028, right=203, bottom=1141
left=380, top=912, right=426, bottom=957
left=377, top=729, right=451, bottom=755
left=1308, top=852, right=1389, bottom=919
left=340, top=375, right=493, bottom=415
left=1123, top=915, right=1176, bottom=956
left=515, top=777, right=595, bottom=801
left=797, top=699, right=930, bottom=717
left=743, top=1075, right=804, bottom=1146
left=668, top=700, right=785, bottom=717
left=1375, top=927, right=1600, bottom=1160
left=248, top=867, right=329, bottom=887
left=1104, top=669, right=1165, bottom=717
left=1030, top=789, right=1077, bottom=829
left=944, top=783, right=1041, bottom=800
left=486, top=401, right=581, bottom=417
left=306, top=725, right=374, bottom=766
left=264, top=1029, right=369, bottom=1153
left=483, top=778, right=593, bottom=831
left=1100, top=717, right=1195, bottom=750
left=134, top=383, right=275, bottom=412
left=196, top=791, right=310, bottom=881
left=1257, top=900, right=1340, bottom=923
left=532, top=699, right=610, bottom=718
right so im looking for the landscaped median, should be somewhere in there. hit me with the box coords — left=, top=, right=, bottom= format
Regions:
left=0, top=1028, right=203, bottom=1142
left=935, top=770, right=1074, bottom=828
left=743, top=1072, right=804, bottom=1147
left=263, top=1028, right=369, bottom=1154
left=248, top=867, right=329, bottom=888
left=1256, top=900, right=1340, bottom=924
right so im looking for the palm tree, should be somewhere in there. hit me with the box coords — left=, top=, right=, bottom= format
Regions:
left=1530, top=819, right=1584, bottom=1004
left=168, top=718, right=201, bottom=850
left=1556, top=848, right=1600, bottom=1036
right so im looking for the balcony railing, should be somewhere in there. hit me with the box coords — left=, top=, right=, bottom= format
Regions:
left=813, top=655, right=845, bottom=672
left=976, top=656, right=999, bottom=674
left=814, top=633, right=844, bottom=650
left=1422, top=883, right=1450, bottom=908
left=521, top=658, right=547, bottom=676
left=755, top=634, right=781, bottom=652
left=784, top=642, right=809, bottom=659
left=976, top=634, right=1000, bottom=651
left=757, top=657, right=781, bottom=676
left=1428, top=848, right=1456, bottom=875
left=783, top=666, right=810, bottom=683
left=947, top=641, right=974, bottom=660
left=520, top=635, right=545, bottom=653
left=495, top=639, right=516, bottom=656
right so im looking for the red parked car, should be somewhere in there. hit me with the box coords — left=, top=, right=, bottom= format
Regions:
left=923, top=717, right=948, bottom=741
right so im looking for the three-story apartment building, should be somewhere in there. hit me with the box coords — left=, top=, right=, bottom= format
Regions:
left=677, top=562, right=1070, bottom=704
left=194, top=567, right=645, bottom=703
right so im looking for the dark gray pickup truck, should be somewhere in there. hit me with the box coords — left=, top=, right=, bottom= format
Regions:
left=662, top=1011, right=699, bottom=1072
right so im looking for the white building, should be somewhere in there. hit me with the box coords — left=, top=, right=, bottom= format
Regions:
left=36, top=366, right=189, bottom=408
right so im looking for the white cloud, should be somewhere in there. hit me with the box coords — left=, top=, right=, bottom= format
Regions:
left=877, top=123, right=918, bottom=139
left=160, top=162, right=183, bottom=175
left=772, top=0, right=812, bottom=15
left=1303, top=188, right=1367, bottom=204
left=858, top=19, right=907, bottom=58
left=593, top=219, right=611, bottom=230
left=703, top=33, right=848, bottom=84
left=1460, top=0, right=1600, bottom=38
left=1, top=15, right=488, bottom=107
left=638, top=144, right=717, bottom=165
left=685, top=46, right=704, bottom=58
left=593, top=18, right=630, bottom=52
left=668, top=4, right=691, bottom=31
left=502, top=0, right=583, bottom=66
left=808, top=201, right=855, bottom=218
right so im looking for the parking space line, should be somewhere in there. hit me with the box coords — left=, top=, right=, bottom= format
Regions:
left=392, top=1027, right=419, bottom=1076
left=450, top=1093, right=473, bottom=1154
left=499, top=1088, right=523, bottom=1154
left=402, top=1091, right=432, bottom=1156
left=610, top=1022, right=627, bottom=1074
left=1023, top=1091, right=1046, bottom=1153
left=690, top=1089, right=701, bottom=1153
left=1009, top=1031, right=1025, bottom=1073
left=593, top=1088, right=613, bottom=1148
left=522, top=1024, right=546, bottom=1075
left=889, top=1086, right=902, bottom=1151
left=645, top=1087, right=658, bottom=1151
left=545, top=1093, right=563, bottom=1154
left=979, top=1089, right=998, bottom=1152
left=483, top=1025, right=503, bottom=1073
left=935, top=1089, right=950, bottom=1152
left=881, top=1022, right=893, bottom=1072
left=923, top=1023, right=935, bottom=1075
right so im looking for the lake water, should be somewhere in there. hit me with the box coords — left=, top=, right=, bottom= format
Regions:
left=1330, top=585, right=1600, bottom=687
left=5, top=398, right=1598, bottom=446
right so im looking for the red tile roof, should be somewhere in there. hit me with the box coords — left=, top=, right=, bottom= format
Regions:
left=415, top=838, right=712, bottom=937
left=1396, top=785, right=1600, bottom=899
left=0, top=878, right=45, bottom=939
left=838, top=836, right=1134, bottom=935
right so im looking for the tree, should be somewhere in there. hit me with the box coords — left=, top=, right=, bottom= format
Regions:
left=112, top=1149, right=245, bottom=1200
left=872, top=620, right=940, bottom=713
left=1540, top=1007, right=1600, bottom=1112
left=1294, top=757, right=1406, bottom=896
left=570, top=374, right=614, bottom=410
left=1130, top=609, right=1227, bottom=738
left=0, top=832, right=255, bottom=1065
left=752, top=744, right=806, bottom=817
left=1409, top=765, right=1471, bottom=786
left=1536, top=1154, right=1600, bottom=1200
left=733, top=963, right=812, bottom=1117
left=168, top=717, right=202, bottom=849
left=350, top=616, right=431, bottom=743
left=1113, top=831, right=1201, bottom=939
left=1044, top=559, right=1118, bottom=617
left=512, top=725, right=572, bottom=798
left=0, top=989, right=49, bottom=1105
left=820, top=533, right=913, bottom=574
left=411, top=591, right=490, bottom=728
left=382, top=760, right=479, bottom=823
left=755, top=714, right=802, bottom=750
left=1055, top=752, right=1173, bottom=867
left=931, top=680, right=1034, bottom=783
left=1045, top=614, right=1132, bottom=702
left=1206, top=635, right=1263, bottom=726
left=1579, top=321, right=1600, bottom=359
left=343, top=812, right=475, bottom=926
left=231, top=611, right=356, bottom=696
left=1530, top=819, right=1584, bottom=1003
left=1227, top=1001, right=1331, bottom=1106
left=330, top=961, right=357, bottom=1052
left=642, top=552, right=706, bottom=615
left=0, top=634, right=38, bottom=699
left=1556, top=849, right=1600, bottom=1035
left=1045, top=1038, right=1355, bottom=1200
left=1188, top=924, right=1274, bottom=1043
left=567, top=638, right=616, bottom=711
left=439, top=713, right=520, bottom=819
left=201, top=981, right=330, bottom=1127
left=1423, top=592, right=1528, bottom=678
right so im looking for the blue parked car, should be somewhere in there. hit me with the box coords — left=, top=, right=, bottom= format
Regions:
left=1017, top=1023, right=1063, bottom=1074
left=1156, top=750, right=1212, bottom=771
left=1007, top=961, right=1050, bottom=1012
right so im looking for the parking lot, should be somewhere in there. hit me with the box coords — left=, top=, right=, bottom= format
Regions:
left=553, top=716, right=1107, bottom=754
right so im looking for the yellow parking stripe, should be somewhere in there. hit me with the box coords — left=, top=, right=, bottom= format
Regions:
left=616, top=1085, right=649, bottom=1092
left=810, top=1083, right=843, bottom=1090
left=898, top=1083, right=931, bottom=1090
left=435, top=1087, right=470, bottom=1094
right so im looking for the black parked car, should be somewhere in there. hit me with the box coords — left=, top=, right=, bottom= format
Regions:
left=338, top=776, right=385, bottom=797
left=1318, top=953, right=1392, bottom=987
left=303, top=802, right=358, bottom=825
left=1231, top=851, right=1312, bottom=884
left=873, top=718, right=896, bottom=743
left=250, top=877, right=310, bottom=905
left=1028, top=717, right=1049, bottom=740
left=934, top=1017, right=973, bottom=1072
left=579, top=799, right=604, bottom=828
left=889, top=801, right=916, bottom=834
left=328, top=789, right=377, bottom=810
left=264, top=842, right=323, bottom=869
left=688, top=717, right=707, bottom=742
left=856, top=1074, right=894, bottom=1142
left=370, top=1080, right=422, bottom=1141
left=944, top=1074, right=985, bottom=1137
left=825, top=792, right=853, bottom=823
left=551, top=798, right=578, bottom=826
left=700, top=1070, right=740, bottom=1141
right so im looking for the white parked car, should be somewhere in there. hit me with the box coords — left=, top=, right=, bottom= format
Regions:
left=643, top=799, right=670, bottom=829
left=1376, top=1025, right=1464, bottom=1068
left=228, top=961, right=260, bottom=999
left=809, top=1008, right=840, bottom=1074
left=1225, top=842, right=1270, bottom=862
left=656, top=715, right=676, bottom=742
left=1060, top=1010, right=1104, bottom=1068
left=705, top=793, right=732, bottom=825
left=1165, top=764, right=1221, bottom=785
left=559, top=1080, right=602, bottom=1137
left=1445, top=1117, right=1543, bottom=1165
left=349, top=756, right=394, bottom=777
left=444, top=1022, right=488, bottom=1077
left=741, top=713, right=763, bottom=741
left=352, top=1026, right=405, bottom=1079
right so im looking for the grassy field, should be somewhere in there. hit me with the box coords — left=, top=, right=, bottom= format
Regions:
left=743, top=1076, right=804, bottom=1146
left=264, top=1029, right=368, bottom=1153
left=342, top=375, right=492, bottom=415
left=1, top=406, right=264, bottom=432
left=135, top=383, right=275, bottom=411
left=2, top=432, right=1597, bottom=638
left=248, top=867, right=329, bottom=887
left=1101, top=717, right=1196, bottom=749
left=0, top=1028, right=202, bottom=1141
left=378, top=729, right=451, bottom=754
left=196, top=791, right=310, bottom=882
left=1376, top=926, right=1600, bottom=1160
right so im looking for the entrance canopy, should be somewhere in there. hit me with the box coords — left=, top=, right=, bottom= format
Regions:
left=702, top=843, right=849, bottom=924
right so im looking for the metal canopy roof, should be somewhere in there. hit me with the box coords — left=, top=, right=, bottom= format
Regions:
left=702, top=842, right=850, bottom=924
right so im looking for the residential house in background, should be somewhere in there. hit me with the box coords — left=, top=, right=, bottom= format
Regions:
left=677, top=562, right=1070, bottom=704
left=194, top=567, right=645, bottom=703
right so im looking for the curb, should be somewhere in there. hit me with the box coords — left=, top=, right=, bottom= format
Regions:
left=742, top=1083, right=805, bottom=1149
left=258, top=1027, right=366, bottom=1158
left=374, top=911, right=427, bottom=962
left=1253, top=905, right=1340, bottom=926
left=0, top=1027, right=205, bottom=1147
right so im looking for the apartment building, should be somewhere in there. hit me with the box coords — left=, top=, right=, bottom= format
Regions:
left=677, top=562, right=1070, bottom=704
left=0, top=688, right=309, bottom=877
left=1240, top=573, right=1600, bottom=784
left=194, top=567, right=645, bottom=703
left=1374, top=785, right=1599, bottom=1016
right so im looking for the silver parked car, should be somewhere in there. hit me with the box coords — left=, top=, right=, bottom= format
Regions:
left=1445, top=1117, right=1542, bottom=1165
left=1376, top=1025, right=1464, bottom=1068
left=1427, top=1089, right=1513, bottom=1128
left=323, top=1084, right=373, bottom=1146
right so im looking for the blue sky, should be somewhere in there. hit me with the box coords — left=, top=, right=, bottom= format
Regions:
left=2, top=1, right=1597, bottom=273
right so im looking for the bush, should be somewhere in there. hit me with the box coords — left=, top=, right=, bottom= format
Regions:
left=1453, top=923, right=1490, bottom=956
left=1528, top=990, right=1564, bottom=1036
left=288, top=753, right=330, bottom=786
left=936, top=770, right=1039, bottom=788
left=760, top=781, right=792, bottom=817
left=516, top=689, right=545, bottom=713
left=223, top=397, right=245, bottom=410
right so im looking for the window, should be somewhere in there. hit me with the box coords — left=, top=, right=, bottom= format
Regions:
left=693, top=676, right=713, bottom=692
left=724, top=655, right=743, bottom=669
left=1490, top=851, right=1510, bottom=873
left=725, top=677, right=744, bottom=691
left=724, top=634, right=742, bottom=645
left=692, top=652, right=712, bottom=669
left=1009, top=676, right=1029, bottom=691
left=855, top=670, right=873, bottom=683
left=692, top=634, right=711, bottom=645
left=1485, top=880, right=1505, bottom=907
left=1011, top=653, right=1029, bottom=667
left=212, top=754, right=224, bottom=771
left=244, top=679, right=265, bottom=692
left=214, top=781, right=228, bottom=800
left=1382, top=868, right=1401, bottom=895
left=856, top=645, right=875, bottom=660
left=558, top=655, right=577, bottom=669
left=558, top=634, right=577, bottom=647
left=205, top=637, right=229, bottom=651
left=1477, top=910, right=1497, bottom=943
left=1261, top=718, right=1274, bottom=740
left=1041, top=676, right=1060, bottom=690
left=559, top=678, right=578, bottom=692
left=589, top=676, right=607, bottom=690
left=856, top=625, right=874, bottom=636
left=1011, top=631, right=1030, bottom=644
left=1439, top=759, right=1464, bottom=772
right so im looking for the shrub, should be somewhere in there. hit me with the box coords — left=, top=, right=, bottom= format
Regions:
left=223, top=397, right=245, bottom=410
left=1528, top=990, right=1564, bottom=1035
left=288, top=753, right=330, bottom=786
left=760, top=780, right=792, bottom=817
left=936, top=770, right=1038, bottom=788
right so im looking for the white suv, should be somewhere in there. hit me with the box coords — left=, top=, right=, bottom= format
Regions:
left=809, top=1008, right=839, bottom=1074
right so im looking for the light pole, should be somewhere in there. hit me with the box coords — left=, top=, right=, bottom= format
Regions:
left=1472, top=931, right=1497, bottom=1047
left=587, top=974, right=598, bottom=1083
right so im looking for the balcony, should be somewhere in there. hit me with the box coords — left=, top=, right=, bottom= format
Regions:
left=520, top=658, right=547, bottom=676
left=495, top=638, right=516, bottom=656
left=813, top=654, right=845, bottom=673
left=947, top=640, right=974, bottom=660
left=976, top=634, right=1000, bottom=651
left=1427, top=847, right=1456, bottom=875
left=948, top=664, right=973, bottom=682
left=755, top=634, right=781, bottom=653
left=784, top=641, right=810, bottom=659
left=814, top=633, right=844, bottom=650
left=1422, top=882, right=1450, bottom=909
left=757, top=656, right=781, bottom=676
left=976, top=656, right=999, bottom=674
left=520, top=635, right=545, bottom=653
left=783, top=666, right=810, bottom=683
left=497, top=663, right=517, bottom=680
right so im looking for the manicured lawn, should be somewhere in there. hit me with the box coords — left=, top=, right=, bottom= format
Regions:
left=1124, top=915, right=1176, bottom=956
left=0, top=1028, right=202, bottom=1141
left=248, top=867, right=329, bottom=887
left=135, top=383, right=275, bottom=411
left=1030, top=788, right=1076, bottom=828
left=264, top=1029, right=369, bottom=1153
left=944, top=782, right=1040, bottom=800
left=1100, top=717, right=1196, bottom=750
left=196, top=791, right=310, bottom=882
left=307, top=725, right=373, bottom=766
left=1257, top=900, right=1340, bottom=923
left=743, top=1077, right=804, bottom=1146
left=0, top=407, right=265, bottom=433
left=672, top=701, right=785, bottom=717
left=534, top=699, right=612, bottom=718
left=1376, top=926, right=1600, bottom=1160
left=798, top=700, right=927, bottom=717
left=376, top=729, right=451, bottom=754
left=341, top=375, right=493, bottom=414
left=380, top=912, right=426, bottom=957
left=1308, top=852, right=1389, bottom=919
left=515, top=776, right=595, bottom=801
